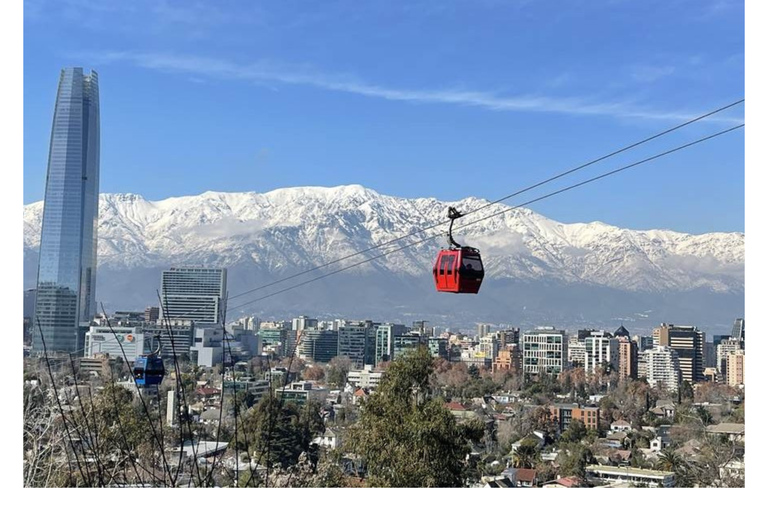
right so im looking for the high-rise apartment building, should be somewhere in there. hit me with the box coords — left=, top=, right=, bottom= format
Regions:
left=522, top=327, right=567, bottom=378
left=726, top=350, right=745, bottom=387
left=33, top=68, right=100, bottom=355
left=493, top=344, right=522, bottom=374
left=584, top=331, right=618, bottom=375
left=477, top=323, right=492, bottom=340
left=717, top=338, right=743, bottom=377
left=642, top=346, right=681, bottom=393
left=653, top=324, right=705, bottom=383
left=618, top=338, right=639, bottom=380
left=159, top=267, right=227, bottom=324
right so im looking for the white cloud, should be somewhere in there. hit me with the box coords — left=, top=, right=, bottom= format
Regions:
left=89, top=51, right=744, bottom=123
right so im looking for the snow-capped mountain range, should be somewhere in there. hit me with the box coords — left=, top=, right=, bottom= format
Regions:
left=23, top=185, right=744, bottom=332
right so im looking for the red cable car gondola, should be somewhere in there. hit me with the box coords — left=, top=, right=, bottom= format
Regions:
left=433, top=207, right=485, bottom=294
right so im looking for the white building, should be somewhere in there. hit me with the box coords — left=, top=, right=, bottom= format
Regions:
left=347, top=365, right=384, bottom=390
left=85, top=325, right=146, bottom=362
left=160, top=266, right=227, bottom=324
left=642, top=346, right=681, bottom=393
left=522, top=327, right=567, bottom=377
left=584, top=331, right=619, bottom=375
left=568, top=338, right=586, bottom=368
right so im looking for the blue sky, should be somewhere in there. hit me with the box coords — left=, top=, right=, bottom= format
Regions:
left=23, top=0, right=744, bottom=233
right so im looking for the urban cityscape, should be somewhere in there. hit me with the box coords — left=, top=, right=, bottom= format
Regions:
left=20, top=1, right=746, bottom=492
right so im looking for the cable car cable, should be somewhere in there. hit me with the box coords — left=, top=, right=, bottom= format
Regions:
left=100, top=306, right=175, bottom=486
left=35, top=318, right=93, bottom=487
left=157, top=291, right=204, bottom=487
left=225, top=123, right=744, bottom=313
left=162, top=98, right=744, bottom=322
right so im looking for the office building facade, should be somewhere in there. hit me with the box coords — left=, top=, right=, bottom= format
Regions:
left=160, top=267, right=227, bottom=324
left=654, top=324, right=705, bottom=383
left=33, top=68, right=100, bottom=355
left=522, top=327, right=567, bottom=378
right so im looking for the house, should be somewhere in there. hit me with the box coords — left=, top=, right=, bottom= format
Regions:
left=501, top=468, right=538, bottom=487
left=511, top=430, right=546, bottom=451
left=585, top=464, right=675, bottom=488
left=606, top=431, right=628, bottom=443
left=542, top=476, right=586, bottom=488
left=608, top=449, right=632, bottom=466
left=484, top=476, right=515, bottom=488
left=705, top=422, right=745, bottom=443
left=610, top=420, right=632, bottom=432
left=444, top=401, right=477, bottom=420
left=351, top=388, right=368, bottom=405
left=313, top=428, right=343, bottom=450
left=650, top=399, right=676, bottom=419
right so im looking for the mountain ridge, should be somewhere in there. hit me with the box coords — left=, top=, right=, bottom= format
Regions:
left=23, top=184, right=744, bottom=331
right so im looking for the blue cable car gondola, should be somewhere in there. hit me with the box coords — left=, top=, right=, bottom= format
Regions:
left=133, top=335, right=165, bottom=387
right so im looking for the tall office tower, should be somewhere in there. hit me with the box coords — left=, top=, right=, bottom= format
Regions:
left=159, top=267, right=227, bottom=324
left=642, top=346, right=681, bottom=393
left=375, top=323, right=408, bottom=366
left=654, top=324, right=705, bottom=383
left=292, top=316, right=318, bottom=331
left=338, top=323, right=372, bottom=368
left=522, top=327, right=567, bottom=378
left=308, top=329, right=339, bottom=363
left=618, top=338, right=639, bottom=380
left=731, top=318, right=745, bottom=342
left=33, top=68, right=100, bottom=355
left=584, top=331, right=619, bottom=375
left=477, top=323, right=492, bottom=340
left=392, top=332, right=423, bottom=361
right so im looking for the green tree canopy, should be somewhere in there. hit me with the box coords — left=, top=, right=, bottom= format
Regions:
left=346, top=345, right=483, bottom=487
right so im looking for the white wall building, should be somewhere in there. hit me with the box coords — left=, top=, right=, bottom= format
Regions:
left=642, top=346, right=681, bottom=393
left=85, top=325, right=146, bottom=362
left=522, top=327, right=567, bottom=377
left=347, top=365, right=384, bottom=390
left=584, top=331, right=619, bottom=375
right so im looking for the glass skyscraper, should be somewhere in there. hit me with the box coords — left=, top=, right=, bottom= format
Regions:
left=33, top=68, right=100, bottom=355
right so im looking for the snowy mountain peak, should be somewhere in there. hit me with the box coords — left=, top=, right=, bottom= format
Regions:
left=24, top=184, right=743, bottom=299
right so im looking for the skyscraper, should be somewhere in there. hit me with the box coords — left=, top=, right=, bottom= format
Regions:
left=653, top=324, right=705, bottom=383
left=731, top=318, right=745, bottom=342
left=159, top=267, right=227, bottom=324
left=33, top=68, right=100, bottom=355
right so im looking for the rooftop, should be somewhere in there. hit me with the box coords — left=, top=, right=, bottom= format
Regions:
left=586, top=465, right=674, bottom=478
left=706, top=423, right=745, bottom=435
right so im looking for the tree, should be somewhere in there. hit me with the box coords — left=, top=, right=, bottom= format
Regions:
left=556, top=443, right=595, bottom=477
left=302, top=365, right=325, bottom=382
left=346, top=346, right=484, bottom=487
left=326, top=356, right=353, bottom=387
left=241, top=396, right=325, bottom=476
left=559, top=418, right=587, bottom=444
left=512, top=439, right=539, bottom=469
